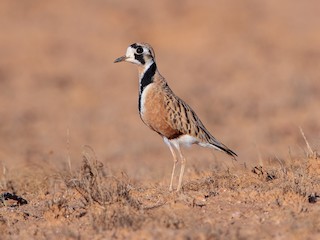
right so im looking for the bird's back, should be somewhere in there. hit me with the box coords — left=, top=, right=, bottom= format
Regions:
left=156, top=78, right=236, bottom=157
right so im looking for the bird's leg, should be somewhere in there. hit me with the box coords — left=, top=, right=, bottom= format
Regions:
left=176, top=146, right=186, bottom=192
left=167, top=143, right=178, bottom=192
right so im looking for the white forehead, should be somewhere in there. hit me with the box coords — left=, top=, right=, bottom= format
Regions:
left=125, top=46, right=136, bottom=57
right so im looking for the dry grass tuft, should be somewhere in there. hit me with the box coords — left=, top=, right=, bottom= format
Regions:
left=1, top=144, right=320, bottom=239
left=300, top=127, right=319, bottom=159
left=65, top=146, right=140, bottom=209
left=61, top=146, right=145, bottom=232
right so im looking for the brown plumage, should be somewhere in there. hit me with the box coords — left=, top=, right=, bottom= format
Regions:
left=114, top=43, right=237, bottom=191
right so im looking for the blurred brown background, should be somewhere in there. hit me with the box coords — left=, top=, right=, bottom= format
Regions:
left=0, top=0, right=319, bottom=183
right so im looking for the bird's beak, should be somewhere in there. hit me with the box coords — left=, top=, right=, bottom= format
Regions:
left=114, top=55, right=127, bottom=63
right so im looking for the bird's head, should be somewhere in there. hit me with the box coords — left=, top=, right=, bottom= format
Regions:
left=114, top=43, right=155, bottom=66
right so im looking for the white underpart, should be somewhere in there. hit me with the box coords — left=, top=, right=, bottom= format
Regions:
left=138, top=60, right=156, bottom=114
left=199, top=141, right=224, bottom=152
left=170, top=135, right=198, bottom=148
left=165, top=134, right=224, bottom=152
left=139, top=83, right=153, bottom=115
left=164, top=135, right=199, bottom=151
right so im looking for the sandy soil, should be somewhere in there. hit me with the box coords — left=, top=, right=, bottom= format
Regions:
left=1, top=0, right=320, bottom=239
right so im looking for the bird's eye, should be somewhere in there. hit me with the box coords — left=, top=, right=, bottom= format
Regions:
left=136, top=47, right=144, bottom=54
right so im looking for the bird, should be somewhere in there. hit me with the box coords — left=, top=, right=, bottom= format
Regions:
left=114, top=43, right=237, bottom=192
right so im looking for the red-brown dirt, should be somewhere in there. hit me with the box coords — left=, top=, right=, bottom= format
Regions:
left=0, top=0, right=320, bottom=239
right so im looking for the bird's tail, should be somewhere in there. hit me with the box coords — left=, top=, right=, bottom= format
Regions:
left=209, top=138, right=237, bottom=160
left=217, top=144, right=237, bottom=159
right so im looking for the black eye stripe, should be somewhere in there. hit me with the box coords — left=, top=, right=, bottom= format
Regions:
left=130, top=43, right=154, bottom=64
left=134, top=54, right=145, bottom=64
